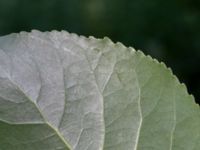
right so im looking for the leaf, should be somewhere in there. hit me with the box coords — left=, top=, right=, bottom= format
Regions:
left=0, top=30, right=199, bottom=150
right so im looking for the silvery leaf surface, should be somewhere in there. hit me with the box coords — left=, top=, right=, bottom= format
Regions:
left=0, top=30, right=199, bottom=150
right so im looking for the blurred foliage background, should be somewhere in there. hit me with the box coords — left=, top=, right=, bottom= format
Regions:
left=0, top=0, right=200, bottom=103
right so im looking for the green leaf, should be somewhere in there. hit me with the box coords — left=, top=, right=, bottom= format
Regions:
left=0, top=30, right=199, bottom=150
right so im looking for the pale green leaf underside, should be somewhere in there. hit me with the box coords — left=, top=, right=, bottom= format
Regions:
left=0, top=30, right=199, bottom=150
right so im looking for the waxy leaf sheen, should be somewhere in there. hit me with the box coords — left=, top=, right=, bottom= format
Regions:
left=0, top=30, right=199, bottom=150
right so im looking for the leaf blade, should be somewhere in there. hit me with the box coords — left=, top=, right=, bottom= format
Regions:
left=0, top=30, right=199, bottom=150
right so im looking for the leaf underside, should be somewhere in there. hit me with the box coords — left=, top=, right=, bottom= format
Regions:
left=0, top=30, right=199, bottom=150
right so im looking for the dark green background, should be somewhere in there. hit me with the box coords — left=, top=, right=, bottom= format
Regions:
left=0, top=0, right=200, bottom=103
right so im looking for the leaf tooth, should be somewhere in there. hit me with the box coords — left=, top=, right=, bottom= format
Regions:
left=127, top=47, right=136, bottom=53
left=102, top=37, right=113, bottom=45
left=89, top=35, right=96, bottom=40
left=135, top=48, right=200, bottom=110
left=115, top=41, right=126, bottom=49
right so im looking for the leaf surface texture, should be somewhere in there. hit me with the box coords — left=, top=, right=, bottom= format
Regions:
left=0, top=31, right=199, bottom=150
